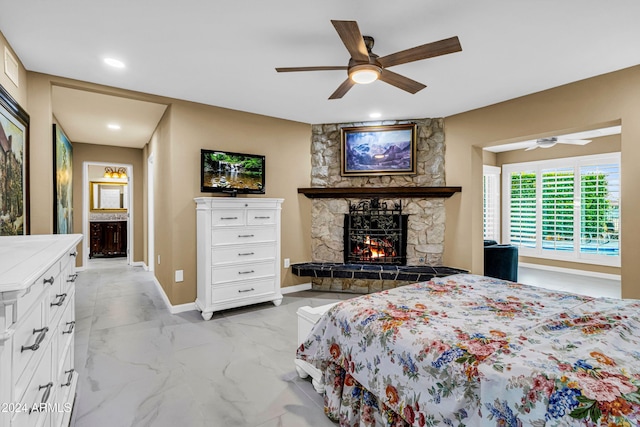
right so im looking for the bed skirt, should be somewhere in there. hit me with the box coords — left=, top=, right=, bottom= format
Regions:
left=324, top=362, right=413, bottom=427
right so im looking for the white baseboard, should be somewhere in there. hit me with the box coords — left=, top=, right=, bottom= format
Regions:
left=131, top=261, right=147, bottom=270
left=519, top=262, right=621, bottom=281
left=168, top=302, right=197, bottom=314
left=150, top=275, right=197, bottom=314
left=281, top=282, right=312, bottom=294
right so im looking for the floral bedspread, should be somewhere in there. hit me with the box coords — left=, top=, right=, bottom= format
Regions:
left=296, top=274, right=640, bottom=426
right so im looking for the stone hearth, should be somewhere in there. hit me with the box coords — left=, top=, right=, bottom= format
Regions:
left=292, top=262, right=466, bottom=293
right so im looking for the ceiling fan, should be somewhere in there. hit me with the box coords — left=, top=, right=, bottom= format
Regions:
left=524, top=137, right=592, bottom=151
left=275, top=20, right=462, bottom=99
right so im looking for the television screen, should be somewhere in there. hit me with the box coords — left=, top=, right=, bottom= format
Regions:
left=200, top=149, right=265, bottom=194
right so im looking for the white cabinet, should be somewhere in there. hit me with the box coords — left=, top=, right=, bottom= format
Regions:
left=195, top=198, right=283, bottom=320
left=0, top=234, right=81, bottom=427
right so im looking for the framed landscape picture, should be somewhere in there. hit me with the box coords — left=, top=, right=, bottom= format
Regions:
left=53, top=124, right=73, bottom=234
left=341, top=123, right=417, bottom=176
left=0, top=84, right=29, bottom=235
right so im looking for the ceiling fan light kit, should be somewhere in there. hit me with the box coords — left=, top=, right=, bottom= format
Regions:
left=349, top=64, right=381, bottom=84
left=276, top=20, right=462, bottom=99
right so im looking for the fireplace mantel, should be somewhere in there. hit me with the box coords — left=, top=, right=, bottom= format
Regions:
left=298, top=186, right=461, bottom=199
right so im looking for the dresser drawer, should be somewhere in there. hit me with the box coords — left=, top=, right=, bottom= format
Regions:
left=212, top=226, right=276, bottom=245
left=54, top=341, right=75, bottom=426
left=246, top=209, right=276, bottom=226
left=56, top=294, right=75, bottom=371
left=13, top=301, right=48, bottom=399
left=212, top=243, right=276, bottom=265
left=16, top=261, right=60, bottom=318
left=48, top=275, right=67, bottom=325
left=211, top=279, right=276, bottom=303
left=212, top=261, right=275, bottom=284
left=12, top=340, right=53, bottom=427
left=211, top=209, right=245, bottom=227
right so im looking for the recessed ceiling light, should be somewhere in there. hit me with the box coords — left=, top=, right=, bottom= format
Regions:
left=107, top=123, right=121, bottom=130
left=103, top=57, right=125, bottom=68
left=369, top=112, right=382, bottom=119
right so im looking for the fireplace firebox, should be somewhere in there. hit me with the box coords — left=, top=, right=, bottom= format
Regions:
left=344, top=198, right=408, bottom=265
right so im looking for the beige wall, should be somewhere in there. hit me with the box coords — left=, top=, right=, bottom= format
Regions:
left=445, top=65, right=640, bottom=299
left=146, top=106, right=174, bottom=300
left=148, top=100, right=312, bottom=305
left=72, top=143, right=144, bottom=263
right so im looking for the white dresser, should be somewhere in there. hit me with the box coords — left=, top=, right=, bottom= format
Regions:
left=195, top=198, right=284, bottom=320
left=0, top=234, right=81, bottom=427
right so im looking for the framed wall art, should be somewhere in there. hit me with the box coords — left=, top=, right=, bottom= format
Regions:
left=341, top=123, right=417, bottom=176
left=53, top=124, right=73, bottom=234
left=0, top=83, right=29, bottom=235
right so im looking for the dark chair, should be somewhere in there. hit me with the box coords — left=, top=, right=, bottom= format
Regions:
left=484, top=240, right=518, bottom=282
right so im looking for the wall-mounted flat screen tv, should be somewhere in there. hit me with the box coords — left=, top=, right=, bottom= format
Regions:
left=200, top=149, right=265, bottom=194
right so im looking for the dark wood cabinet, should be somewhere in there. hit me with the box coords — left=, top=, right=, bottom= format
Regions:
left=90, top=221, right=127, bottom=258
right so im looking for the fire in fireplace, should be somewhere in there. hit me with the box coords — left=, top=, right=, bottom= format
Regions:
left=344, top=198, right=408, bottom=265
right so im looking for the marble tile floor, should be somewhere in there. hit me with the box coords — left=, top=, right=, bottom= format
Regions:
left=70, top=264, right=622, bottom=427
left=70, top=264, right=351, bottom=427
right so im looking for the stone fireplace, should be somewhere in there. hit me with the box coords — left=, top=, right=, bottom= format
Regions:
left=294, top=118, right=465, bottom=293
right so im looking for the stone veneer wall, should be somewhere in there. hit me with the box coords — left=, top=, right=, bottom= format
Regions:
left=311, top=118, right=446, bottom=269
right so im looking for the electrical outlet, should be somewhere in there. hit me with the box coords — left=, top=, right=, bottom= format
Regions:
left=157, top=255, right=161, bottom=265
left=284, top=258, right=290, bottom=268
left=175, top=270, right=184, bottom=282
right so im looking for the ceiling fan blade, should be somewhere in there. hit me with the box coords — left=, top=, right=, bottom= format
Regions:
left=378, top=36, right=462, bottom=68
left=275, top=66, right=348, bottom=72
left=556, top=139, right=592, bottom=145
left=329, top=78, right=356, bottom=100
left=378, top=69, right=426, bottom=94
left=331, top=20, right=370, bottom=63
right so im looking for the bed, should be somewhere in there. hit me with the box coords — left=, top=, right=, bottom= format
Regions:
left=295, top=274, right=640, bottom=426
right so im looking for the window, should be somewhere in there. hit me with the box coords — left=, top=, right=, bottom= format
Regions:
left=503, top=153, right=620, bottom=266
left=483, top=165, right=501, bottom=242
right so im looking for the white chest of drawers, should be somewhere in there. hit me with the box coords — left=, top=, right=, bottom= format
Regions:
left=195, top=198, right=283, bottom=320
left=0, top=234, right=82, bottom=427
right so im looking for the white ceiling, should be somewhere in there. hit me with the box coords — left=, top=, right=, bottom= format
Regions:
left=52, top=87, right=167, bottom=148
left=2, top=0, right=640, bottom=147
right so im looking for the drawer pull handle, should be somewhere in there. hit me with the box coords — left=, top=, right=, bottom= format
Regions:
left=220, top=216, right=238, bottom=220
left=29, top=382, right=53, bottom=413
left=238, top=252, right=255, bottom=256
left=254, top=216, right=271, bottom=219
left=61, top=369, right=75, bottom=387
left=43, top=276, right=55, bottom=285
left=67, top=273, right=78, bottom=282
left=70, top=251, right=78, bottom=257
left=238, top=270, right=255, bottom=275
left=238, top=234, right=254, bottom=238
left=51, top=293, right=67, bottom=307
left=21, top=327, right=49, bottom=353
left=238, top=288, right=255, bottom=293
left=63, top=321, right=76, bottom=334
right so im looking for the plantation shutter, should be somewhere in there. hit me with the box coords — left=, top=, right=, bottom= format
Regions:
left=540, top=167, right=575, bottom=253
left=483, top=166, right=501, bottom=241
left=508, top=170, right=537, bottom=249
left=503, top=153, right=620, bottom=266
left=580, top=161, right=620, bottom=256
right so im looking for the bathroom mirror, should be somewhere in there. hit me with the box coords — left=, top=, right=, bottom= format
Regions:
left=90, top=181, right=128, bottom=212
